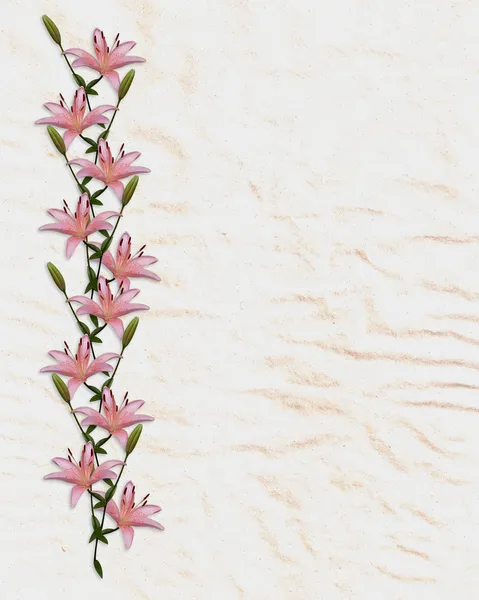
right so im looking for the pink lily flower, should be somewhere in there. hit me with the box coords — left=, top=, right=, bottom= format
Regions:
left=74, top=388, right=154, bottom=448
left=69, top=276, right=149, bottom=338
left=39, top=193, right=119, bottom=259
left=64, top=29, right=146, bottom=91
left=40, top=335, right=120, bottom=398
left=44, top=442, right=124, bottom=507
left=104, top=481, right=164, bottom=549
left=96, top=232, right=160, bottom=291
left=68, top=139, right=150, bottom=199
left=35, top=87, right=116, bottom=150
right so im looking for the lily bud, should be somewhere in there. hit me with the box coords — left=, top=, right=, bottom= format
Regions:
left=51, top=374, right=70, bottom=404
left=118, top=69, right=135, bottom=101
left=47, top=125, right=66, bottom=155
left=122, top=175, right=139, bottom=207
left=47, top=262, right=66, bottom=292
left=122, top=317, right=139, bottom=349
left=42, top=15, right=61, bottom=46
left=125, top=424, right=143, bottom=456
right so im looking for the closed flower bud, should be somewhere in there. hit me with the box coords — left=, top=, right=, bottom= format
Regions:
left=122, top=175, right=139, bottom=207
left=42, top=15, right=62, bottom=46
left=122, top=317, right=139, bottom=349
left=47, top=262, right=66, bottom=292
left=125, top=424, right=143, bottom=456
left=118, top=69, right=135, bottom=101
left=47, top=125, right=66, bottom=155
left=51, top=374, right=70, bottom=403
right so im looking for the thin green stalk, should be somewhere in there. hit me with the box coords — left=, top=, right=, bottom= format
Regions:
left=90, top=209, right=123, bottom=299
left=71, top=411, right=99, bottom=466
left=94, top=99, right=121, bottom=164
left=59, top=44, right=93, bottom=111
left=93, top=460, right=127, bottom=567
left=99, top=354, right=123, bottom=410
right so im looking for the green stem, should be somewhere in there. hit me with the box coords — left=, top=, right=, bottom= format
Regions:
left=63, top=291, right=82, bottom=326
left=60, top=44, right=93, bottom=112
left=100, top=354, right=123, bottom=410
left=93, top=459, right=127, bottom=566
left=64, top=154, right=95, bottom=217
left=71, top=410, right=100, bottom=466
left=90, top=209, right=123, bottom=300
left=94, top=100, right=121, bottom=164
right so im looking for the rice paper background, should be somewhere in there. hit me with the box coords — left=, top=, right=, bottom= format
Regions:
left=1, top=0, right=479, bottom=598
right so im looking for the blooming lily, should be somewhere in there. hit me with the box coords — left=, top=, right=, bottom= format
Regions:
left=64, top=29, right=145, bottom=91
left=44, top=442, right=124, bottom=507
left=35, top=87, right=116, bottom=149
left=69, top=276, right=149, bottom=338
left=39, top=193, right=119, bottom=258
left=40, top=335, right=119, bottom=397
left=104, top=481, right=164, bottom=549
left=74, top=388, right=154, bottom=448
left=68, top=139, right=150, bottom=199
left=95, top=232, right=160, bottom=290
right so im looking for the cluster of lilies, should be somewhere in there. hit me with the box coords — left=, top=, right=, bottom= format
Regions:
left=37, top=17, right=164, bottom=577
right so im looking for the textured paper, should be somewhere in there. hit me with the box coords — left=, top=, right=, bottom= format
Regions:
left=1, top=0, right=479, bottom=598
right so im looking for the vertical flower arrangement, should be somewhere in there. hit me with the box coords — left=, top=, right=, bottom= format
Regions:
left=37, top=16, right=163, bottom=578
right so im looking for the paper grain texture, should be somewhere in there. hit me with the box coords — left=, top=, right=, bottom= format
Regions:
left=1, top=1, right=479, bottom=598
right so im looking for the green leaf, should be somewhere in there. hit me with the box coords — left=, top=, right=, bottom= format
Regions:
left=83, top=432, right=94, bottom=443
left=102, top=378, right=113, bottom=389
left=91, top=188, right=106, bottom=200
left=93, top=500, right=105, bottom=509
left=90, top=197, right=103, bottom=206
left=97, top=534, right=108, bottom=544
left=82, top=137, right=96, bottom=146
left=86, top=425, right=96, bottom=434
left=89, top=393, right=101, bottom=402
left=73, top=73, right=86, bottom=87
left=90, top=491, right=104, bottom=502
left=96, top=437, right=110, bottom=448
left=89, top=385, right=101, bottom=394
left=105, top=486, right=116, bottom=502
left=99, top=229, right=110, bottom=237
left=101, top=237, right=112, bottom=253
left=98, top=130, right=109, bottom=141
left=84, top=283, right=93, bottom=293
left=94, top=559, right=103, bottom=578
left=89, top=251, right=102, bottom=260
left=102, top=528, right=117, bottom=535
left=85, top=146, right=96, bottom=154
left=88, top=77, right=103, bottom=88
left=104, top=479, right=114, bottom=487
left=96, top=448, right=107, bottom=454
left=92, top=515, right=101, bottom=531
left=86, top=88, right=99, bottom=96
left=84, top=242, right=98, bottom=251
left=89, top=531, right=97, bottom=543
left=90, top=336, right=103, bottom=343
left=90, top=315, right=99, bottom=327
left=82, top=176, right=92, bottom=185
left=78, top=322, right=90, bottom=335
left=88, top=266, right=97, bottom=284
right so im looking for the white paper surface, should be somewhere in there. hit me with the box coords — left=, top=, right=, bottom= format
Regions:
left=1, top=1, right=479, bottom=598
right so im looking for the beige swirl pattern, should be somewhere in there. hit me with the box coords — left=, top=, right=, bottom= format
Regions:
left=1, top=0, right=478, bottom=598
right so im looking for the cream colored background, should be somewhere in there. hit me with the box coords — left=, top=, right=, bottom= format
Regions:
left=1, top=0, right=479, bottom=598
